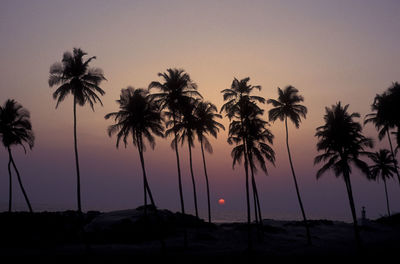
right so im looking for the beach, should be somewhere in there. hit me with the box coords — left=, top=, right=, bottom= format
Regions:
left=0, top=208, right=399, bottom=262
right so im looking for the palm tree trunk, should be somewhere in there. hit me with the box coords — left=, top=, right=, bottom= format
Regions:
left=138, top=136, right=156, bottom=207
left=252, top=182, right=259, bottom=226
left=285, top=117, right=311, bottom=245
left=144, top=180, right=148, bottom=217
left=8, top=158, right=12, bottom=212
left=139, top=143, right=156, bottom=207
left=8, top=147, right=33, bottom=213
left=136, top=134, right=149, bottom=217
left=383, top=178, right=391, bottom=216
left=239, top=113, right=252, bottom=250
left=249, top=159, right=264, bottom=242
left=188, top=142, right=199, bottom=218
left=250, top=163, right=263, bottom=225
left=172, top=113, right=187, bottom=248
left=343, top=172, right=362, bottom=248
left=73, top=96, right=82, bottom=213
left=136, top=135, right=166, bottom=250
left=200, top=138, right=211, bottom=223
left=242, top=135, right=252, bottom=250
left=387, top=130, right=400, bottom=185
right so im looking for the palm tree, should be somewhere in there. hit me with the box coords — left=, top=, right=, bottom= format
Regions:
left=315, top=102, right=373, bottom=248
left=245, top=116, right=275, bottom=226
left=0, top=99, right=34, bottom=213
left=267, top=85, right=311, bottom=245
left=194, top=101, right=224, bottom=223
left=166, top=98, right=200, bottom=218
left=48, top=48, right=106, bottom=213
left=221, top=77, right=265, bottom=249
left=230, top=111, right=275, bottom=233
left=149, top=68, right=202, bottom=247
left=365, top=92, right=400, bottom=184
left=386, top=82, right=400, bottom=149
left=105, top=87, right=164, bottom=215
left=368, top=149, right=396, bottom=216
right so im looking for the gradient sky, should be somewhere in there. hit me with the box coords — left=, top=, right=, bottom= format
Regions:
left=1, top=0, right=399, bottom=221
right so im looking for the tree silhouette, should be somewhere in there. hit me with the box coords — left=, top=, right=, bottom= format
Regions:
left=105, top=87, right=164, bottom=216
left=385, top=82, right=400, bottom=149
left=0, top=99, right=34, bottom=213
left=267, top=85, right=311, bottom=245
left=166, top=97, right=200, bottom=218
left=221, top=77, right=265, bottom=249
left=368, top=149, right=396, bottom=216
left=315, top=102, right=373, bottom=248
left=48, top=48, right=106, bottom=213
left=149, top=68, right=202, bottom=247
left=245, top=115, right=275, bottom=227
left=365, top=91, right=400, bottom=184
left=194, top=101, right=224, bottom=223
left=229, top=110, right=275, bottom=237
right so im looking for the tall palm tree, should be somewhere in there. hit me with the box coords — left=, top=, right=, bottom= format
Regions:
left=221, top=77, right=265, bottom=249
left=105, top=87, right=164, bottom=215
left=315, top=102, right=373, bottom=248
left=365, top=92, right=400, bottom=184
left=245, top=116, right=275, bottom=225
left=0, top=99, right=34, bottom=213
left=166, top=98, right=200, bottom=218
left=48, top=48, right=106, bottom=213
left=149, top=68, right=202, bottom=247
left=194, top=101, right=224, bottom=223
left=230, top=112, right=275, bottom=230
left=368, top=149, right=396, bottom=216
left=267, top=85, right=311, bottom=245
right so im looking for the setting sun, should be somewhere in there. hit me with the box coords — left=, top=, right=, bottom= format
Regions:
left=218, top=198, right=225, bottom=205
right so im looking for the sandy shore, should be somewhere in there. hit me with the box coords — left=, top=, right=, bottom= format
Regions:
left=0, top=209, right=399, bottom=262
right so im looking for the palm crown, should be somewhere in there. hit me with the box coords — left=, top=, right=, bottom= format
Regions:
left=315, top=102, right=373, bottom=178
left=365, top=93, right=392, bottom=140
left=0, top=99, right=34, bottom=151
left=49, top=48, right=106, bottom=109
left=267, top=85, right=307, bottom=127
left=221, top=77, right=265, bottom=120
left=105, top=87, right=164, bottom=149
left=230, top=112, right=275, bottom=174
left=149, top=68, right=202, bottom=116
left=368, top=149, right=396, bottom=181
left=194, top=101, right=224, bottom=153
left=165, top=98, right=199, bottom=148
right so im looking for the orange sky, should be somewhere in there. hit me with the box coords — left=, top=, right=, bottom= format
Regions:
left=1, top=0, right=399, bottom=221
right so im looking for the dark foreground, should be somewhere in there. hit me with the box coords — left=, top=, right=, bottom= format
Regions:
left=0, top=207, right=399, bottom=263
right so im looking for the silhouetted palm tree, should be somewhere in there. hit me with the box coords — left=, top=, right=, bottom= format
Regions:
left=194, top=101, right=224, bottom=223
left=368, top=149, right=396, bottom=216
left=221, top=77, right=265, bottom=249
left=365, top=93, right=400, bottom=184
left=48, top=48, right=106, bottom=212
left=386, top=82, right=400, bottom=148
left=149, top=68, right=202, bottom=247
left=230, top=112, right=275, bottom=231
left=245, top=116, right=275, bottom=226
left=267, top=85, right=311, bottom=245
left=166, top=98, right=200, bottom=218
left=315, top=102, right=373, bottom=248
left=105, top=87, right=164, bottom=215
left=0, top=99, right=34, bottom=213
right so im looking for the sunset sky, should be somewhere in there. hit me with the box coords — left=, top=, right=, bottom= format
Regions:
left=1, top=0, right=399, bottom=221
